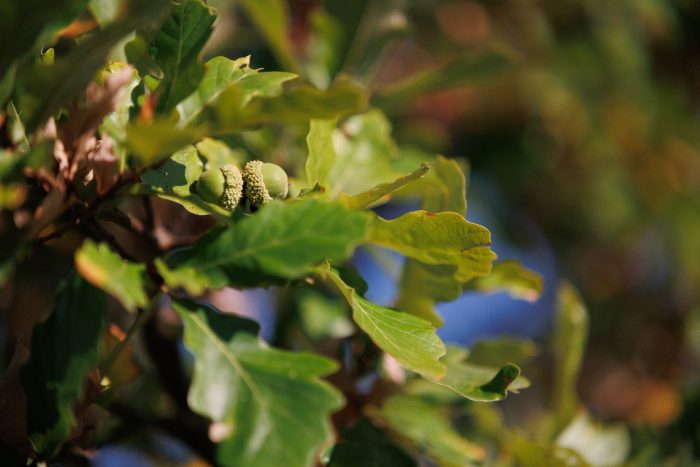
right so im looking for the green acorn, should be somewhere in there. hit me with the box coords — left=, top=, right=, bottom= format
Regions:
left=243, top=160, right=289, bottom=208
left=195, top=164, right=243, bottom=211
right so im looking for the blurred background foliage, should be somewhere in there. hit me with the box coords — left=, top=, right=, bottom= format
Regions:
left=2, top=0, right=700, bottom=465
left=200, top=0, right=700, bottom=463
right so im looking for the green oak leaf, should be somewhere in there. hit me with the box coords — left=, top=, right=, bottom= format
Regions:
left=298, top=289, right=354, bottom=340
left=150, top=0, right=216, bottom=114
left=368, top=211, right=497, bottom=282
left=178, top=56, right=259, bottom=124
left=156, top=199, right=371, bottom=295
left=466, top=260, right=544, bottom=302
left=195, top=75, right=366, bottom=130
left=195, top=138, right=245, bottom=169
left=173, top=298, right=343, bottom=467
left=329, top=418, right=417, bottom=467
left=305, top=117, right=338, bottom=189
left=433, top=347, right=528, bottom=402
left=126, top=75, right=365, bottom=161
left=325, top=109, right=404, bottom=198
left=18, top=0, right=170, bottom=132
left=380, top=394, right=486, bottom=466
left=551, top=282, right=589, bottom=435
left=422, top=155, right=468, bottom=216
left=125, top=120, right=207, bottom=164
left=75, top=240, right=151, bottom=312
left=140, top=145, right=229, bottom=217
left=395, top=262, right=461, bottom=327
left=467, top=337, right=539, bottom=368
left=21, top=274, right=107, bottom=457
left=324, top=268, right=446, bottom=379
left=339, top=162, right=430, bottom=209
left=396, top=156, right=468, bottom=326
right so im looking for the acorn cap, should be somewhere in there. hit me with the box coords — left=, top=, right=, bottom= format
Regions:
left=196, top=164, right=243, bottom=211
left=243, top=160, right=289, bottom=207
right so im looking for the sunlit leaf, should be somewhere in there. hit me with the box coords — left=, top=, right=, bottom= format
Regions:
left=305, top=117, right=337, bottom=188
left=125, top=119, right=207, bottom=164
left=434, top=347, right=528, bottom=402
left=173, top=298, right=343, bottom=467
left=395, top=156, right=468, bottom=326
left=178, top=55, right=258, bottom=124
left=157, top=199, right=371, bottom=295
left=75, top=240, right=151, bottom=312
left=326, top=109, right=403, bottom=198
left=324, top=268, right=446, bottom=379
left=196, top=75, right=366, bottom=131
left=339, top=162, right=430, bottom=209
left=369, top=211, right=497, bottom=282
left=466, top=260, right=544, bottom=302
left=195, top=137, right=245, bottom=168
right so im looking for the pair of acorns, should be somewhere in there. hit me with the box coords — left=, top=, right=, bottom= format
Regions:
left=196, top=160, right=289, bottom=212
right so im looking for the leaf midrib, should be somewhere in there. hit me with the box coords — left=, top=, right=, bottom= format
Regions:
left=187, top=311, right=267, bottom=408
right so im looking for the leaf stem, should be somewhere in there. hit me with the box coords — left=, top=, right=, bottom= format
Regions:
left=8, top=100, right=30, bottom=149
left=99, top=304, right=155, bottom=377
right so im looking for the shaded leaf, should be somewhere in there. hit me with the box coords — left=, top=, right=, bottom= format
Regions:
left=150, top=0, right=216, bottom=113
left=75, top=240, right=151, bottom=312
left=380, top=394, right=486, bottom=466
left=18, top=0, right=171, bottom=132
left=369, top=211, right=497, bottom=282
left=298, top=290, right=354, bottom=340
left=466, top=259, right=544, bottom=302
left=173, top=298, right=343, bottom=467
left=467, top=337, right=539, bottom=368
left=373, top=51, right=511, bottom=113
left=329, top=418, right=416, bottom=467
left=339, top=162, right=430, bottom=209
left=395, top=262, right=460, bottom=327
left=236, top=0, right=297, bottom=72
left=21, top=274, right=106, bottom=457
left=305, top=117, right=337, bottom=188
left=0, top=0, right=88, bottom=78
left=324, top=268, right=446, bottom=379
left=157, top=199, right=371, bottom=295
left=551, top=282, right=589, bottom=435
